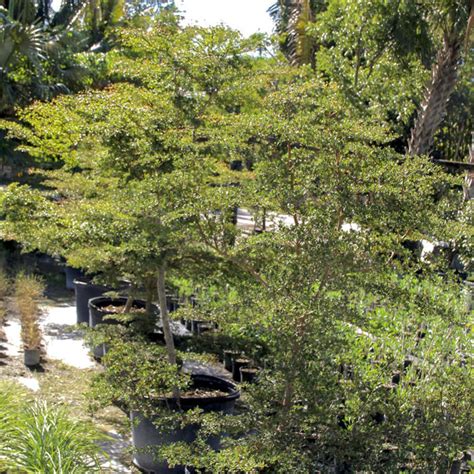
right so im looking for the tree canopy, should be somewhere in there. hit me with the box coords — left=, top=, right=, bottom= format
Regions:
left=0, top=6, right=472, bottom=473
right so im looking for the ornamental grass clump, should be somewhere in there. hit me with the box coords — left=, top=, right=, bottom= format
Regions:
left=0, top=268, right=9, bottom=340
left=0, top=381, right=107, bottom=473
left=15, top=273, right=44, bottom=351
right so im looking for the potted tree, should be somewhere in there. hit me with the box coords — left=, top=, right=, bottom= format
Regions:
left=0, top=16, right=261, bottom=471
left=15, top=273, right=44, bottom=366
left=90, top=340, right=240, bottom=472
left=183, top=75, right=473, bottom=470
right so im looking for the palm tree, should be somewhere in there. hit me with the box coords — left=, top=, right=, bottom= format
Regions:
left=268, top=0, right=325, bottom=67
left=408, top=0, right=473, bottom=156
left=0, top=0, right=127, bottom=116
left=0, top=0, right=173, bottom=116
left=0, top=0, right=46, bottom=115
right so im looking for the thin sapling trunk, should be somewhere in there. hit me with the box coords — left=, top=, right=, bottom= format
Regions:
left=157, top=264, right=181, bottom=400
left=145, top=278, right=154, bottom=317
left=122, top=284, right=135, bottom=313
left=157, top=265, right=177, bottom=366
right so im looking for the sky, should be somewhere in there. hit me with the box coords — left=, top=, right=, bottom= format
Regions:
left=49, top=0, right=276, bottom=37
left=175, top=0, right=275, bottom=37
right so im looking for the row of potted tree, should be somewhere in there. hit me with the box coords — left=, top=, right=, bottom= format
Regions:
left=0, top=15, right=472, bottom=473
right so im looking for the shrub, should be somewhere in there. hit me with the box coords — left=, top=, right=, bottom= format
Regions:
left=88, top=340, right=190, bottom=417
left=15, top=273, right=44, bottom=350
left=0, top=267, right=9, bottom=336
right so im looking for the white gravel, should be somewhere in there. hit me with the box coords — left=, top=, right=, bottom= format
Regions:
left=40, top=304, right=95, bottom=369
left=99, top=431, right=133, bottom=473
left=17, top=376, right=40, bottom=392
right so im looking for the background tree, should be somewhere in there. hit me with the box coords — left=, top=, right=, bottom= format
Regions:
left=309, top=0, right=432, bottom=135
left=0, top=0, right=47, bottom=116
left=408, top=0, right=473, bottom=156
left=433, top=50, right=473, bottom=161
left=270, top=0, right=473, bottom=158
left=0, top=0, right=173, bottom=118
left=268, top=0, right=325, bottom=67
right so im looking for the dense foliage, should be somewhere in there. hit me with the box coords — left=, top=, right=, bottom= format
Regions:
left=0, top=6, right=472, bottom=474
left=0, top=0, right=176, bottom=118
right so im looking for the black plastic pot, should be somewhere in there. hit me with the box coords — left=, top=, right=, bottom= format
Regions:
left=196, top=322, right=214, bottom=336
left=232, top=358, right=250, bottom=381
left=24, top=348, right=40, bottom=366
left=223, top=350, right=240, bottom=372
left=131, top=374, right=240, bottom=473
left=240, top=367, right=258, bottom=383
left=73, top=278, right=109, bottom=325
left=65, top=266, right=85, bottom=290
left=190, top=320, right=213, bottom=335
left=190, top=320, right=203, bottom=334
left=92, top=343, right=110, bottom=360
left=168, top=295, right=179, bottom=313
left=229, top=159, right=243, bottom=171
left=36, top=253, right=61, bottom=274
left=88, top=296, right=147, bottom=328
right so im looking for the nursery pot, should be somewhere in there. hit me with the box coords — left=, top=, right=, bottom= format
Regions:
left=131, top=374, right=240, bottom=474
left=240, top=367, right=259, bottom=383
left=36, top=253, right=61, bottom=274
left=195, top=322, right=213, bottom=336
left=230, top=159, right=243, bottom=171
left=88, top=296, right=148, bottom=328
left=191, top=320, right=213, bottom=335
left=24, top=348, right=40, bottom=366
left=223, top=350, right=240, bottom=372
left=73, top=278, right=109, bottom=325
left=167, top=295, right=179, bottom=312
left=65, top=266, right=85, bottom=290
left=232, top=358, right=250, bottom=381
left=190, top=320, right=202, bottom=334
left=93, top=343, right=110, bottom=360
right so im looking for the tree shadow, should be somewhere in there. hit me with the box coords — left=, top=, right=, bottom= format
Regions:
left=27, top=363, right=46, bottom=373
left=42, top=323, right=84, bottom=341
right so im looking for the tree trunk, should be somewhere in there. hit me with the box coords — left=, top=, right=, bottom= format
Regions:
left=157, top=264, right=177, bottom=366
left=464, top=132, right=474, bottom=200
left=407, top=35, right=461, bottom=156
left=269, top=0, right=316, bottom=67
left=287, top=0, right=316, bottom=67
left=122, top=284, right=135, bottom=313
left=145, top=278, right=154, bottom=317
